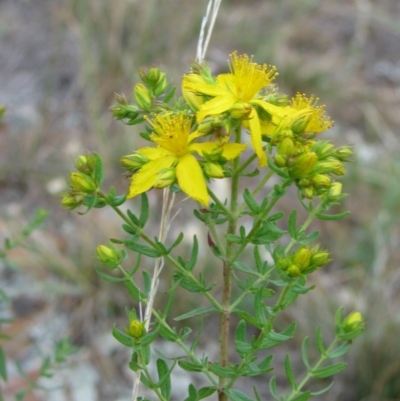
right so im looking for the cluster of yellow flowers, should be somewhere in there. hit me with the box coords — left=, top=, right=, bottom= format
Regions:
left=118, top=52, right=351, bottom=206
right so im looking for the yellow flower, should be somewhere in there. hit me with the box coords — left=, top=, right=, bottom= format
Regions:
left=290, top=93, right=332, bottom=134
left=126, top=113, right=247, bottom=205
left=183, top=52, right=293, bottom=167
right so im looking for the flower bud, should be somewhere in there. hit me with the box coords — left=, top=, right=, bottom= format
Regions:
left=315, top=158, right=345, bottom=175
left=334, top=146, right=353, bottom=160
left=310, top=250, right=330, bottom=267
left=287, top=264, right=301, bottom=278
left=120, top=153, right=149, bottom=172
left=198, top=118, right=215, bottom=135
left=292, top=113, right=310, bottom=134
left=154, top=168, right=176, bottom=188
left=278, top=137, right=296, bottom=157
left=274, top=154, right=287, bottom=167
left=291, top=152, right=318, bottom=177
left=96, top=245, right=121, bottom=267
left=61, top=194, right=84, bottom=209
left=263, top=92, right=289, bottom=107
left=294, top=248, right=311, bottom=271
left=329, top=182, right=342, bottom=197
left=76, top=154, right=97, bottom=175
left=134, top=83, right=152, bottom=111
left=229, top=103, right=252, bottom=119
left=341, top=311, right=364, bottom=333
left=129, top=320, right=145, bottom=339
left=204, top=162, right=224, bottom=178
left=70, top=172, right=97, bottom=193
left=182, top=74, right=206, bottom=112
left=312, top=174, right=331, bottom=189
left=301, top=186, right=315, bottom=199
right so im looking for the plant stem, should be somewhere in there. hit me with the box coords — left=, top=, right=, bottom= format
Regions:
left=218, top=127, right=241, bottom=401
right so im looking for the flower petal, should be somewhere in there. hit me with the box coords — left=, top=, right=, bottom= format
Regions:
left=183, top=77, right=229, bottom=97
left=196, top=95, right=236, bottom=123
left=176, top=153, right=210, bottom=205
left=128, top=155, right=177, bottom=198
left=248, top=108, right=267, bottom=167
left=251, top=99, right=296, bottom=119
left=140, top=147, right=171, bottom=160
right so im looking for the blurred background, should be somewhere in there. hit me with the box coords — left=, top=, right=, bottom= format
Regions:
left=0, top=0, right=400, bottom=400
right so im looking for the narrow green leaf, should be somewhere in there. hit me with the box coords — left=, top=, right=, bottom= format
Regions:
left=198, top=387, right=216, bottom=399
left=127, top=209, right=140, bottom=226
left=269, top=376, right=279, bottom=400
left=124, top=279, right=143, bottom=301
left=234, top=309, right=262, bottom=329
left=163, top=86, right=176, bottom=103
left=140, top=327, right=160, bottom=347
left=93, top=153, right=104, bottom=186
left=315, top=326, right=326, bottom=356
left=315, top=211, right=350, bottom=221
left=285, top=354, right=297, bottom=391
left=254, top=288, right=266, bottom=324
left=291, top=391, right=311, bottom=401
left=288, top=210, right=297, bottom=239
left=187, top=236, right=198, bottom=271
left=312, top=362, right=347, bottom=378
left=301, top=337, right=311, bottom=370
left=328, top=342, right=351, bottom=359
left=236, top=341, right=253, bottom=356
left=142, top=344, right=151, bottom=366
left=95, top=267, right=125, bottom=283
left=157, top=359, right=171, bottom=400
left=142, top=271, right=152, bottom=295
left=233, top=261, right=259, bottom=276
left=0, top=348, right=7, bottom=381
left=310, top=381, right=334, bottom=396
left=184, top=383, right=198, bottom=401
left=243, top=188, right=260, bottom=214
left=208, top=363, right=235, bottom=378
left=258, top=355, right=273, bottom=372
left=298, top=230, right=320, bottom=244
left=235, top=320, right=247, bottom=343
left=174, top=307, right=217, bottom=321
left=190, top=318, right=203, bottom=353
left=178, top=360, right=203, bottom=372
left=129, top=352, right=141, bottom=371
left=125, top=241, right=162, bottom=258
left=159, top=325, right=178, bottom=342
left=139, top=193, right=149, bottom=227
left=169, top=232, right=184, bottom=252
left=225, top=234, right=245, bottom=244
left=224, top=389, right=256, bottom=401
left=112, top=325, right=134, bottom=347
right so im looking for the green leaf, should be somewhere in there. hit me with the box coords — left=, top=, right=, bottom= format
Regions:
left=129, top=352, right=141, bottom=371
left=163, top=86, right=176, bottom=103
left=310, top=381, right=334, bottom=396
left=156, top=359, right=171, bottom=400
left=235, top=320, right=247, bottom=343
left=269, top=376, right=279, bottom=400
left=186, top=236, right=198, bottom=271
left=142, top=271, right=152, bottom=296
left=112, top=325, right=134, bottom=347
left=125, top=241, right=162, bottom=258
left=288, top=210, right=297, bottom=239
left=174, top=307, right=217, bottom=321
left=301, top=337, right=311, bottom=370
left=257, top=355, right=273, bottom=372
left=291, top=391, right=311, bottom=401
left=95, top=267, right=125, bottom=283
left=252, top=221, right=286, bottom=245
left=315, top=211, right=350, bottom=221
left=124, top=279, right=143, bottom=302
left=243, top=188, right=260, bottom=214
left=209, top=363, right=235, bottom=378
left=169, top=232, right=184, bottom=252
left=285, top=354, right=297, bottom=391
left=0, top=347, right=7, bottom=381
left=258, top=322, right=296, bottom=350
left=92, top=153, right=104, bottom=186
left=224, top=389, right=256, bottom=401
left=225, top=234, right=245, bottom=244
left=140, top=327, right=160, bottom=347
left=127, top=209, right=140, bottom=226
left=198, top=387, right=216, bottom=399
left=236, top=341, right=253, bottom=356
left=233, top=261, right=259, bottom=276
left=190, top=318, right=203, bottom=353
left=178, top=360, right=203, bottom=372
left=312, top=362, right=347, bottom=379
left=254, top=288, right=266, bottom=325
left=315, top=326, right=326, bottom=356
left=139, top=193, right=149, bottom=227
left=298, top=230, right=320, bottom=244
left=184, top=383, right=198, bottom=401
left=268, top=158, right=289, bottom=178
left=159, top=325, right=178, bottom=342
left=234, top=309, right=262, bottom=329
left=328, top=342, right=351, bottom=359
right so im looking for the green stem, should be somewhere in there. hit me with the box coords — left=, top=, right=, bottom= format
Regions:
left=268, top=283, right=291, bottom=325
left=208, top=189, right=231, bottom=216
left=218, top=127, right=241, bottom=401
left=287, top=338, right=339, bottom=400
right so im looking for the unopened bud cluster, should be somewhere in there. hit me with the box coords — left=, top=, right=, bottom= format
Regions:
left=277, top=245, right=331, bottom=278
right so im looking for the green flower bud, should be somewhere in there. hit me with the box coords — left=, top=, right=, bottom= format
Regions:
left=198, top=118, right=215, bottom=134
left=334, top=146, right=353, bottom=160
left=312, top=174, right=331, bottom=189
left=229, top=103, right=252, bottom=119
left=287, top=264, right=301, bottom=277
left=315, top=158, right=345, bottom=175
left=329, top=182, right=342, bottom=197
left=274, top=154, right=287, bottom=167
left=154, top=168, right=176, bottom=189
left=310, top=250, right=330, bottom=267
left=301, top=186, right=315, bottom=199
left=278, top=138, right=296, bottom=157
left=76, top=154, right=97, bottom=175
left=134, top=83, right=152, bottom=111
left=262, top=92, right=289, bottom=107
left=96, top=245, right=121, bottom=267
left=291, top=152, right=318, bottom=177
left=120, top=153, right=149, bottom=172
left=341, top=311, right=364, bottom=333
left=129, top=320, right=145, bottom=339
left=277, top=257, right=290, bottom=270
left=294, top=248, right=311, bottom=270
left=292, top=114, right=310, bottom=134
left=61, top=194, right=84, bottom=209
left=204, top=162, right=224, bottom=178
left=70, top=172, right=97, bottom=193
left=270, top=129, right=293, bottom=145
